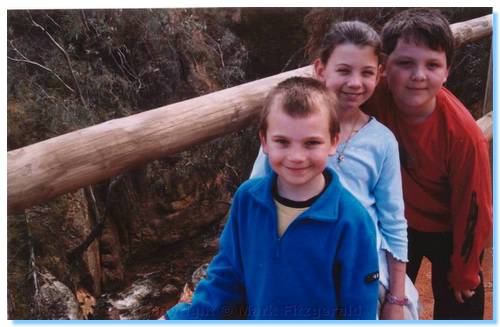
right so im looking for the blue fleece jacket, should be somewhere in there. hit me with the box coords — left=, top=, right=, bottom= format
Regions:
left=166, top=168, right=379, bottom=320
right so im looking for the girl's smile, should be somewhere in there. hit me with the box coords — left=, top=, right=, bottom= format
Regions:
left=314, top=43, right=380, bottom=112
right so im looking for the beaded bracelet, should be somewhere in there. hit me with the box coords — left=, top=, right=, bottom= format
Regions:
left=385, top=292, right=409, bottom=306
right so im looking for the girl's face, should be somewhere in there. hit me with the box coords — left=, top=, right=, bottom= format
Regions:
left=314, top=43, right=380, bottom=111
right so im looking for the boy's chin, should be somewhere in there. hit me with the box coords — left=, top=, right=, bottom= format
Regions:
left=395, top=94, right=436, bottom=112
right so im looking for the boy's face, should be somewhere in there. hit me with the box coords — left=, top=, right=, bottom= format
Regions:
left=383, top=39, right=449, bottom=120
left=315, top=44, right=380, bottom=112
left=260, top=101, right=338, bottom=191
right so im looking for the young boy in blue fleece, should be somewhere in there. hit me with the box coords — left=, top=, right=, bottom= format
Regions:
left=165, top=76, right=379, bottom=320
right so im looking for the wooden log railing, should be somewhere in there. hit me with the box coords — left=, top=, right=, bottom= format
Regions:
left=477, top=111, right=493, bottom=141
left=450, top=14, right=495, bottom=47
left=7, top=14, right=493, bottom=213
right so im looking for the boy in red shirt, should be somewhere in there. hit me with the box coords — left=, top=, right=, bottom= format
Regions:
left=363, top=8, right=492, bottom=319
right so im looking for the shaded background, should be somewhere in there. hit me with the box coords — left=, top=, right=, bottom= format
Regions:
left=7, top=8, right=492, bottom=319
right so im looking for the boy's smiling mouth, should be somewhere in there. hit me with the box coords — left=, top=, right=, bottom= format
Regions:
left=284, top=166, right=310, bottom=172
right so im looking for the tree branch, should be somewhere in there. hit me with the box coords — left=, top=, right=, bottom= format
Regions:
left=28, top=11, right=88, bottom=109
left=66, top=176, right=123, bottom=262
left=25, top=212, right=41, bottom=318
left=8, top=41, right=75, bottom=93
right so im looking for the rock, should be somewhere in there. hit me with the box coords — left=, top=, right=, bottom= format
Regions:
left=175, top=262, right=209, bottom=305
left=35, top=270, right=83, bottom=320
left=191, top=263, right=209, bottom=287
left=175, top=262, right=246, bottom=319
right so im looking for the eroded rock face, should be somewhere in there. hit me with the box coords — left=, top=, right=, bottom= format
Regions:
left=35, top=271, right=83, bottom=320
left=96, top=272, right=179, bottom=320
left=61, top=189, right=102, bottom=295
left=7, top=188, right=103, bottom=319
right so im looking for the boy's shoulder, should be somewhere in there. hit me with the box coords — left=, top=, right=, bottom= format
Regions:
left=362, top=81, right=393, bottom=119
left=333, top=179, right=373, bottom=227
left=233, top=176, right=270, bottom=203
left=337, top=187, right=368, bottom=213
left=237, top=176, right=267, bottom=191
left=336, top=188, right=376, bottom=237
left=436, top=87, right=486, bottom=141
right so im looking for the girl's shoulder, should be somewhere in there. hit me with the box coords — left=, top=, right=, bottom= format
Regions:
left=362, top=116, right=398, bottom=146
left=352, top=117, right=399, bottom=162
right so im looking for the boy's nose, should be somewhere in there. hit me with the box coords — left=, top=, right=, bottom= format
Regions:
left=410, top=67, right=426, bottom=81
left=287, top=148, right=306, bottom=162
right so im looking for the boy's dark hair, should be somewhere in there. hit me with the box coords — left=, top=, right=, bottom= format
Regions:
left=259, top=76, right=339, bottom=137
left=318, top=20, right=381, bottom=65
left=381, top=8, right=455, bottom=66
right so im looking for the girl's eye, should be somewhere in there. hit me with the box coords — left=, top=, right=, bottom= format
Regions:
left=336, top=69, right=350, bottom=74
left=362, top=71, right=375, bottom=77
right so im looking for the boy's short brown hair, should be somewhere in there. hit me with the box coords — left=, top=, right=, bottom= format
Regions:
left=381, top=8, right=455, bottom=66
left=259, top=76, right=339, bottom=138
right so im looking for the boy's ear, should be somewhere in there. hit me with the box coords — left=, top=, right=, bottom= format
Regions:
left=259, top=131, right=269, bottom=155
left=380, top=53, right=388, bottom=78
left=443, top=66, right=450, bottom=84
left=328, top=134, right=339, bottom=156
left=313, top=58, right=326, bottom=81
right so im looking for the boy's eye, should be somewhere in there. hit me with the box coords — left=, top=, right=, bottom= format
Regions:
left=305, top=140, right=321, bottom=146
left=396, top=60, right=412, bottom=67
left=427, top=62, right=441, bottom=69
left=274, top=139, right=288, bottom=145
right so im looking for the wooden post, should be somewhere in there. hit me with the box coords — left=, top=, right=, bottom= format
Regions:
left=483, top=44, right=493, bottom=116
left=7, top=14, right=493, bottom=212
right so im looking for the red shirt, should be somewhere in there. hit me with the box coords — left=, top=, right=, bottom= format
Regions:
left=364, top=82, right=492, bottom=290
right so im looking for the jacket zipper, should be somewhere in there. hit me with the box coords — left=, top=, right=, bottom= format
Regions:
left=274, top=215, right=307, bottom=260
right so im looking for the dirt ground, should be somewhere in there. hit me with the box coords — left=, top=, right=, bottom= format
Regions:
left=414, top=246, right=493, bottom=320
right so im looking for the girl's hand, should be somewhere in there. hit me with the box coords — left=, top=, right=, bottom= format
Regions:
left=380, top=302, right=404, bottom=320
left=453, top=288, right=475, bottom=303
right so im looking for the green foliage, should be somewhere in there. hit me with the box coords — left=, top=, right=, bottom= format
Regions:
left=7, top=9, right=248, bottom=150
left=7, top=213, right=33, bottom=319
